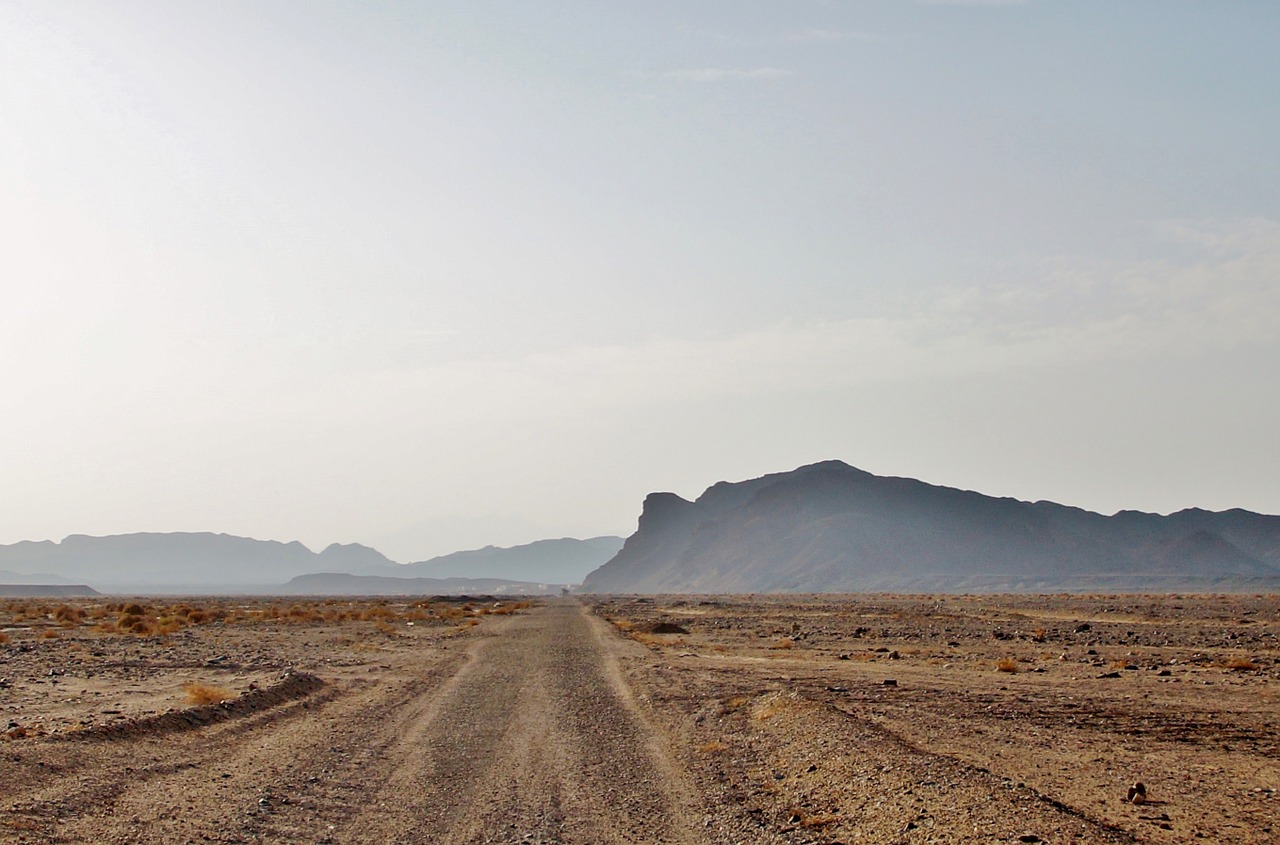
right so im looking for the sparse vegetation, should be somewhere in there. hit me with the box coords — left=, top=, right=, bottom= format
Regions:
left=995, top=657, right=1018, bottom=673
left=1225, top=656, right=1258, bottom=671
left=183, top=682, right=234, bottom=706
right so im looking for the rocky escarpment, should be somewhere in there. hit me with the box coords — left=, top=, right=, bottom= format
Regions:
left=581, top=461, right=1280, bottom=593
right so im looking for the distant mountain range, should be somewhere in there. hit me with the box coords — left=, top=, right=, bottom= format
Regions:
left=580, top=461, right=1280, bottom=593
left=281, top=573, right=566, bottom=596
left=390, top=536, right=623, bottom=584
left=0, top=534, right=623, bottom=594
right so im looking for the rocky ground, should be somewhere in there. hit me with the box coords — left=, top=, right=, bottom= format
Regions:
left=593, top=593, right=1279, bottom=844
left=1, top=594, right=1275, bottom=843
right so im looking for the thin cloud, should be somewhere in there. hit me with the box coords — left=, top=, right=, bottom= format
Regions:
left=786, top=29, right=874, bottom=43
left=657, top=67, right=795, bottom=82
left=388, top=216, right=1280, bottom=412
left=916, top=0, right=1029, bottom=5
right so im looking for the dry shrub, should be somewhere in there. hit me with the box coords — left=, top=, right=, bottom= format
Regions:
left=54, top=605, right=84, bottom=625
left=1031, top=628, right=1047, bottom=643
left=995, top=657, right=1019, bottom=673
left=0, top=632, right=10, bottom=644
left=124, top=618, right=154, bottom=636
left=154, top=617, right=184, bottom=636
left=40, top=628, right=60, bottom=640
left=770, top=637, right=795, bottom=650
left=183, top=682, right=233, bottom=706
left=487, top=601, right=532, bottom=616
left=696, top=740, right=728, bottom=754
left=1225, top=657, right=1258, bottom=671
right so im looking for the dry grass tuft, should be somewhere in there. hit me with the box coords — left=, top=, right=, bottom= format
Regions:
left=630, top=631, right=686, bottom=647
left=752, top=691, right=798, bottom=721
left=1225, top=656, right=1258, bottom=671
left=696, top=740, right=728, bottom=754
left=796, top=810, right=842, bottom=829
left=995, top=657, right=1019, bottom=673
left=40, top=628, right=60, bottom=640
left=770, top=637, right=795, bottom=650
left=0, top=632, right=10, bottom=644
left=183, top=682, right=234, bottom=706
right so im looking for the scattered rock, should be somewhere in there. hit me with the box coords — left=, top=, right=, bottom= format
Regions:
left=1127, top=782, right=1147, bottom=804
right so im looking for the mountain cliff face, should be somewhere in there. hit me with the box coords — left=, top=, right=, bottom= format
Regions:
left=580, top=461, right=1280, bottom=593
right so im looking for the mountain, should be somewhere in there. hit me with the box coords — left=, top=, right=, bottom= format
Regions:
left=280, top=573, right=565, bottom=596
left=580, top=461, right=1280, bottom=593
left=0, top=533, right=397, bottom=591
left=382, top=536, right=624, bottom=584
left=0, top=533, right=624, bottom=593
left=0, top=583, right=101, bottom=597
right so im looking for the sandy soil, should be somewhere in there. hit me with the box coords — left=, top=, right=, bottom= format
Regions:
left=2, top=594, right=1276, bottom=843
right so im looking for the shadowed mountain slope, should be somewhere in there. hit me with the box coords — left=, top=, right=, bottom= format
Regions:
left=580, top=461, right=1280, bottom=593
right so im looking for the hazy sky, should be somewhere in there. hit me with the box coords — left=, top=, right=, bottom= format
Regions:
left=3, top=1, right=1278, bottom=562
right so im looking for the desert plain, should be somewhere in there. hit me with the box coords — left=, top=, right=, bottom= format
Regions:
left=0, top=593, right=1276, bottom=844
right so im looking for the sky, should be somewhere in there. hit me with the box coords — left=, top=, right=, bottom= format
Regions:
left=2, top=1, right=1278, bottom=562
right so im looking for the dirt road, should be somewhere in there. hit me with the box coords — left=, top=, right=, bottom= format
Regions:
left=2, top=601, right=699, bottom=845
left=334, top=602, right=699, bottom=844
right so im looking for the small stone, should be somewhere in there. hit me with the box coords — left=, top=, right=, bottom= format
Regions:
left=1127, top=782, right=1147, bottom=804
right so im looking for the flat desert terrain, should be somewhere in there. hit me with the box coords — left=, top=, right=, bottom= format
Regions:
left=1, top=594, right=1275, bottom=843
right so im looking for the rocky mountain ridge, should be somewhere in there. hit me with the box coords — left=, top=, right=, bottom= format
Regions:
left=580, top=461, right=1280, bottom=593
